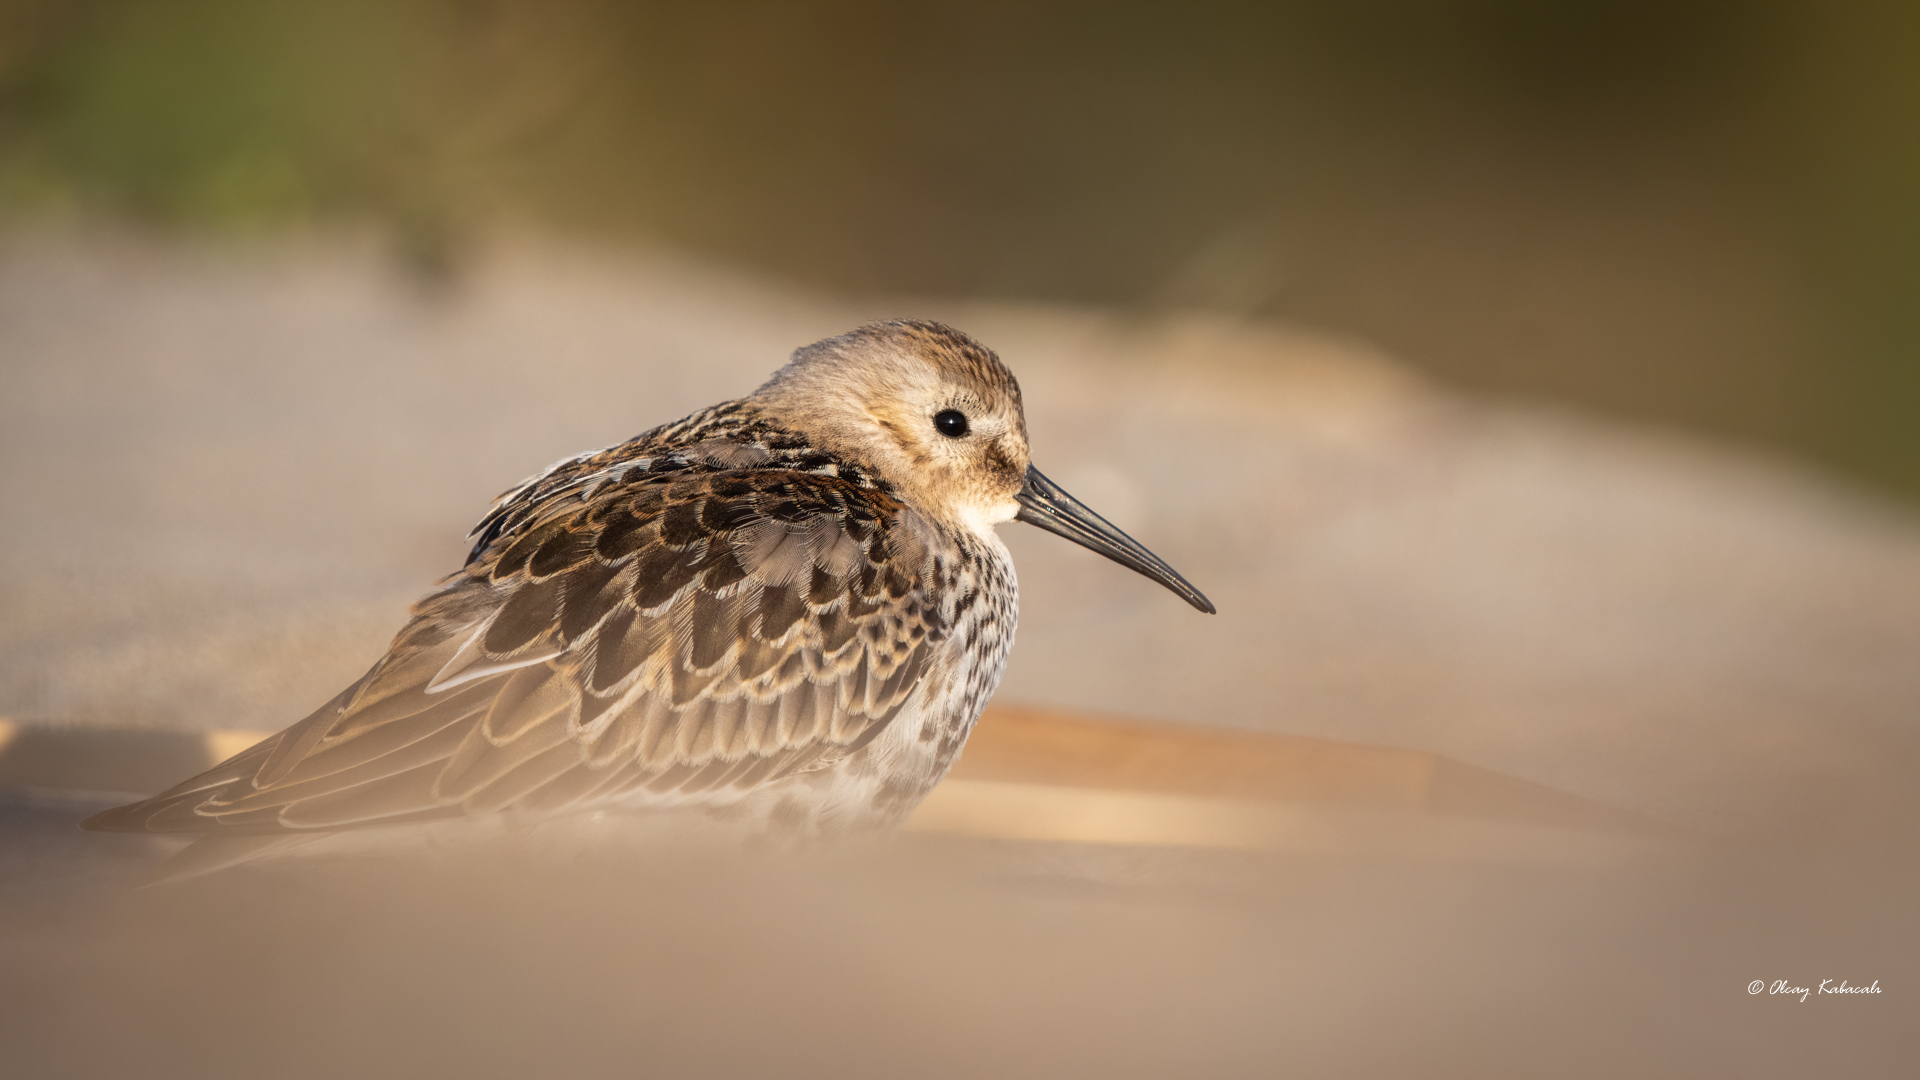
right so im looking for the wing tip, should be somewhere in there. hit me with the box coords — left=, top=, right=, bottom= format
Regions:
left=134, top=833, right=326, bottom=886
left=78, top=798, right=162, bottom=833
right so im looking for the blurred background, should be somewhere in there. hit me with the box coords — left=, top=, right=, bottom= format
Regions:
left=2, top=0, right=1917, bottom=499
left=3, top=5, right=1917, bottom=1075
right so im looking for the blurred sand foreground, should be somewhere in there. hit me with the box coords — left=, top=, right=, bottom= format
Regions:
left=0, top=233, right=1914, bottom=1076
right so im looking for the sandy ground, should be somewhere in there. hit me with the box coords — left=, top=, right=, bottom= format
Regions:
left=1, top=232, right=1914, bottom=1076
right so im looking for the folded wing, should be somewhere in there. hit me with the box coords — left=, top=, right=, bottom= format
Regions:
left=83, top=466, right=945, bottom=836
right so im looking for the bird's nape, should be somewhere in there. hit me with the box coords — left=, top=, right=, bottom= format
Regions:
left=1012, top=466, right=1216, bottom=614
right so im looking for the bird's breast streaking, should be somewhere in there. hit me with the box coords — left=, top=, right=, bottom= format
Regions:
left=82, top=319, right=1211, bottom=878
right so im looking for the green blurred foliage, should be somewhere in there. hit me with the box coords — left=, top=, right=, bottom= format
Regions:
left=1, top=0, right=1916, bottom=498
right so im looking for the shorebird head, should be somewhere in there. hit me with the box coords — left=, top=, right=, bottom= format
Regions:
left=755, top=320, right=1214, bottom=613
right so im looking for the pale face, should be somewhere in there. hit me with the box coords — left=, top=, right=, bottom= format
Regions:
left=752, top=323, right=1032, bottom=535
left=859, top=367, right=1031, bottom=535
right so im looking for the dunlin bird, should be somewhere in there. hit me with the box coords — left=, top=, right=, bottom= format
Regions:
left=83, top=321, right=1212, bottom=876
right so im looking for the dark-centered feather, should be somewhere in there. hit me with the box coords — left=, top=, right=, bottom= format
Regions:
left=82, top=439, right=944, bottom=837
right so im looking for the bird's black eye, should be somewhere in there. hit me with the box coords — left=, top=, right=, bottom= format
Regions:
left=933, top=409, right=970, bottom=438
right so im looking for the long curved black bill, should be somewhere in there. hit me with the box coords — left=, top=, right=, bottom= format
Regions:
left=1014, top=466, right=1216, bottom=614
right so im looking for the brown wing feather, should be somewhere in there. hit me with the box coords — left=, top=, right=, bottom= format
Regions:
left=82, top=458, right=943, bottom=837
